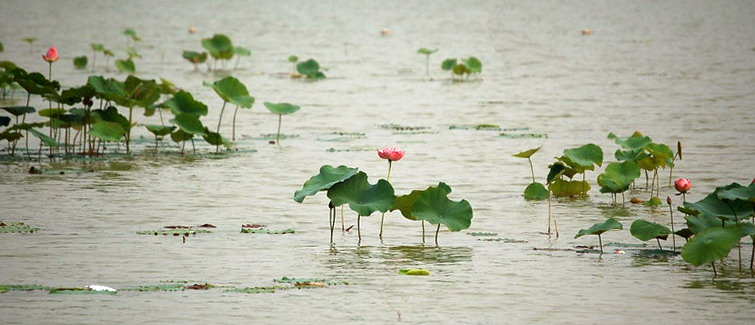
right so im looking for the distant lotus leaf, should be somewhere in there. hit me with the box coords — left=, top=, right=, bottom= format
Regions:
left=296, top=59, right=325, bottom=79
left=28, top=128, right=59, bottom=147
left=327, top=172, right=395, bottom=217
left=563, top=143, right=603, bottom=168
left=546, top=162, right=566, bottom=184
left=73, top=56, right=88, bottom=69
left=0, top=131, right=22, bottom=142
left=512, top=146, right=541, bottom=159
left=441, top=58, right=457, bottom=71
left=158, top=78, right=179, bottom=95
left=411, top=185, right=473, bottom=232
left=2, top=106, right=35, bottom=116
left=391, top=183, right=452, bottom=220
left=294, top=165, right=359, bottom=203
left=202, top=34, right=234, bottom=60
left=607, top=132, right=652, bottom=150
left=126, top=49, right=142, bottom=59
left=144, top=124, right=176, bottom=136
left=630, top=219, right=671, bottom=241
left=575, top=218, right=623, bottom=238
left=202, top=128, right=231, bottom=148
left=264, top=102, right=300, bottom=115
left=38, top=108, right=66, bottom=118
left=684, top=186, right=754, bottom=222
left=0, top=42, right=3, bottom=52
left=159, top=90, right=208, bottom=117
left=91, top=43, right=105, bottom=52
left=417, top=48, right=438, bottom=55
left=203, top=76, right=253, bottom=108
left=452, top=64, right=470, bottom=76
left=115, top=58, right=136, bottom=73
left=643, top=197, right=662, bottom=207
left=716, top=182, right=755, bottom=202
left=169, top=114, right=206, bottom=135
left=13, top=69, right=60, bottom=96
left=524, top=182, right=549, bottom=200
left=182, top=51, right=208, bottom=64
left=170, top=129, right=193, bottom=143
left=0, top=116, right=9, bottom=127
left=288, top=55, right=298, bottom=63
left=233, top=46, right=251, bottom=56
left=681, top=226, right=741, bottom=266
left=463, top=57, right=482, bottom=73
left=549, top=178, right=590, bottom=197
left=597, top=160, right=641, bottom=193
left=123, top=28, right=137, bottom=37
left=89, top=120, right=126, bottom=142
left=103, top=50, right=114, bottom=57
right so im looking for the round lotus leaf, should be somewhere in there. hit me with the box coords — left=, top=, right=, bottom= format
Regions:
left=87, top=76, right=128, bottom=102
left=202, top=129, right=231, bottom=148
left=204, top=76, right=253, bottom=108
left=607, top=132, right=653, bottom=150
left=296, top=59, right=325, bottom=79
left=441, top=58, right=457, bottom=71
left=201, top=34, right=234, bottom=60
left=417, top=48, right=438, bottom=55
left=630, top=219, right=671, bottom=241
left=89, top=120, right=126, bottom=142
left=513, top=146, right=541, bottom=159
left=115, top=59, right=136, bottom=73
left=182, top=51, right=208, bottom=64
left=73, top=56, right=88, bottom=69
left=575, top=218, right=623, bottom=238
left=463, top=57, right=482, bottom=73
left=144, top=124, right=176, bottom=136
left=13, top=69, right=60, bottom=96
left=524, top=182, right=549, bottom=200
left=264, top=102, right=300, bottom=115
left=2, top=106, right=35, bottom=116
left=159, top=91, right=208, bottom=117
left=684, top=188, right=754, bottom=223
left=327, top=171, right=395, bottom=217
left=681, top=226, right=742, bottom=266
left=452, top=63, right=470, bottom=76
left=597, top=161, right=641, bottom=194
left=170, top=114, right=205, bottom=136
left=411, top=185, right=473, bottom=232
left=0, top=131, right=22, bottom=142
left=294, top=165, right=359, bottom=203
left=563, top=143, right=603, bottom=168
left=38, top=108, right=66, bottom=118
left=391, top=183, right=452, bottom=220
left=288, top=55, right=298, bottom=63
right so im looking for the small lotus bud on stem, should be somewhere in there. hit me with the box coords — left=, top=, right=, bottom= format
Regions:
left=666, top=196, right=672, bottom=205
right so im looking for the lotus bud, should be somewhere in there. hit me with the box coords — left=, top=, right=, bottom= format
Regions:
left=666, top=196, right=672, bottom=205
left=42, top=46, right=58, bottom=63
left=674, top=178, right=692, bottom=194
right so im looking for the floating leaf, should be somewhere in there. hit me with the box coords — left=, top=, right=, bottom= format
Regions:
left=643, top=197, right=663, bottom=207
left=0, top=222, right=39, bottom=233
left=241, top=228, right=295, bottom=234
left=512, top=146, right=541, bottom=159
left=327, top=172, right=395, bottom=216
left=293, top=165, right=359, bottom=203
left=630, top=219, right=671, bottom=241
left=182, top=51, right=208, bottom=64
left=575, top=218, right=623, bottom=238
left=411, top=185, right=473, bottom=231
left=524, top=182, right=549, bottom=200
left=398, top=269, right=430, bottom=276
left=681, top=226, right=741, bottom=266
left=73, top=56, right=88, bottom=69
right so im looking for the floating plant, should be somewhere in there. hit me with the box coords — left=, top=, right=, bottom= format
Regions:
left=0, top=222, right=39, bottom=233
left=406, top=183, right=473, bottom=245
left=575, top=218, right=623, bottom=253
left=201, top=34, right=234, bottom=71
left=441, top=56, right=482, bottom=81
left=182, top=50, right=208, bottom=71
left=296, top=59, right=326, bottom=79
left=597, top=160, right=641, bottom=205
left=263, top=102, right=300, bottom=144
left=630, top=219, right=671, bottom=250
left=416, top=48, right=438, bottom=76
left=203, top=76, right=254, bottom=148
left=0, top=284, right=51, bottom=293
left=398, top=269, right=430, bottom=276
left=328, top=171, right=396, bottom=244
left=497, top=132, right=547, bottom=139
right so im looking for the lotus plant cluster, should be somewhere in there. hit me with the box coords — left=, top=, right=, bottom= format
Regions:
left=294, top=147, right=473, bottom=246
left=183, top=33, right=251, bottom=72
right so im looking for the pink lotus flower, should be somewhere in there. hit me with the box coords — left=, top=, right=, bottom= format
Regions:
left=674, top=178, right=691, bottom=194
left=377, top=146, right=405, bottom=162
left=42, top=46, right=58, bottom=63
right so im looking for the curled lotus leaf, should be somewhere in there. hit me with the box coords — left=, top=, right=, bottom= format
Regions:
left=607, top=131, right=652, bottom=150
left=327, top=172, right=395, bottom=217
left=201, top=34, right=234, bottom=60
left=144, top=124, right=176, bottom=137
left=512, top=146, right=541, bottom=159
left=411, top=184, right=472, bottom=232
left=203, top=76, right=253, bottom=108
left=524, top=182, right=549, bottom=200
left=575, top=218, right=623, bottom=238
left=2, top=106, right=35, bottom=116
left=294, top=165, right=359, bottom=203
left=684, top=185, right=754, bottom=223
left=158, top=90, right=208, bottom=117
left=716, top=182, right=755, bottom=202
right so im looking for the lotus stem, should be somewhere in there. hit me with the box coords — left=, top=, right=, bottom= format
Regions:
left=527, top=157, right=535, bottom=183
left=621, top=192, right=625, bottom=207
left=682, top=193, right=686, bottom=203
left=379, top=160, right=393, bottom=239
left=341, top=205, right=345, bottom=232
left=216, top=101, right=227, bottom=153
left=126, top=106, right=134, bottom=154
left=47, top=62, right=52, bottom=82
left=329, top=204, right=335, bottom=244
left=275, top=114, right=282, bottom=144
left=711, top=262, right=717, bottom=278
left=656, top=238, right=663, bottom=251
left=668, top=202, right=676, bottom=251
left=422, top=221, right=426, bottom=244
left=547, top=193, right=552, bottom=235
left=387, top=160, right=393, bottom=181
left=357, top=215, right=362, bottom=246
left=598, top=234, right=603, bottom=254
left=725, top=201, right=742, bottom=273
left=435, top=224, right=441, bottom=246
left=232, top=105, right=239, bottom=141
left=154, top=136, right=159, bottom=159
left=554, top=218, right=559, bottom=238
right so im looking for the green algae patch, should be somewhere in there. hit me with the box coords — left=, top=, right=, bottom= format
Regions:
left=398, top=269, right=431, bottom=276
left=0, top=222, right=39, bottom=233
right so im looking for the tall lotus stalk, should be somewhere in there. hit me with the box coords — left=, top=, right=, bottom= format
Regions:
left=666, top=196, right=676, bottom=251
left=377, top=146, right=405, bottom=239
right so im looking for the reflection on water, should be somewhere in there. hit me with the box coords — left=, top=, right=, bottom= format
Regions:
left=324, top=245, right=473, bottom=272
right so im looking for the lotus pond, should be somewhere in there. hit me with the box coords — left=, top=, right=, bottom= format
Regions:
left=1, top=0, right=755, bottom=324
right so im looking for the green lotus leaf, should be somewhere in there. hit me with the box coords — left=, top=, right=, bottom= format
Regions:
left=123, top=28, right=137, bottom=37
left=614, top=148, right=649, bottom=162
left=513, top=146, right=541, bottom=159
left=144, top=124, right=176, bottom=136
left=170, top=129, right=193, bottom=143
left=563, top=143, right=603, bottom=168
left=296, top=59, right=325, bottom=79
left=202, top=128, right=231, bottom=148
left=549, top=179, right=590, bottom=197
left=204, top=76, right=253, bottom=108
left=13, top=68, right=60, bottom=96
left=91, top=43, right=105, bottom=52
left=38, top=108, right=66, bottom=118
left=630, top=219, right=671, bottom=241
left=158, top=90, right=208, bottom=117
left=170, top=114, right=206, bottom=135
left=264, top=102, right=300, bottom=115
left=115, top=58, right=136, bottom=73
left=463, top=57, right=482, bottom=73
left=182, top=51, right=208, bottom=64
left=2, top=106, right=35, bottom=116
left=677, top=206, right=700, bottom=216
left=644, top=143, right=674, bottom=168
left=87, top=76, right=128, bottom=102
left=0, top=42, right=3, bottom=52
left=546, top=162, right=566, bottom=184
left=524, top=182, right=549, bottom=200
left=716, top=182, right=755, bottom=202
left=0, top=131, right=22, bottom=142
left=417, top=48, right=438, bottom=55
left=685, top=214, right=737, bottom=234
left=6, top=122, right=44, bottom=131
left=327, top=172, right=395, bottom=217
left=294, top=165, right=359, bottom=203
left=607, top=132, right=652, bottom=150
left=597, top=160, right=641, bottom=193
left=411, top=185, right=473, bottom=231
left=0, top=116, right=9, bottom=127
left=53, top=85, right=96, bottom=106
left=684, top=186, right=754, bottom=222
left=288, top=55, right=298, bottom=63
left=398, top=269, right=431, bottom=276
left=674, top=228, right=695, bottom=239
left=681, top=226, right=741, bottom=266
left=391, top=183, right=452, bottom=220
left=234, top=46, right=251, bottom=56
left=28, top=128, right=59, bottom=147
left=91, top=106, right=130, bottom=131
left=575, top=218, right=623, bottom=238
left=123, top=75, right=160, bottom=108
left=158, top=78, right=179, bottom=95
left=89, top=120, right=126, bottom=142
left=452, top=63, right=470, bottom=76
left=202, top=34, right=234, bottom=60
left=643, top=197, right=662, bottom=207
left=73, top=56, right=88, bottom=69
left=441, top=58, right=457, bottom=71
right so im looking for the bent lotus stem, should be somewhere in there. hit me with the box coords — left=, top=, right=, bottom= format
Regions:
left=216, top=101, right=227, bottom=152
left=656, top=238, right=663, bottom=251
left=528, top=157, right=535, bottom=183
left=598, top=234, right=603, bottom=254
left=434, top=224, right=441, bottom=246
left=668, top=202, right=676, bottom=251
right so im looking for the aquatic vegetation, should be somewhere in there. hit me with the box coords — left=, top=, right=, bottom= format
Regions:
left=49, top=287, right=117, bottom=294
left=574, top=218, right=623, bottom=253
left=232, top=46, right=251, bottom=71
left=328, top=171, right=396, bottom=243
left=143, top=124, right=175, bottom=157
left=667, top=196, right=677, bottom=250
left=547, top=143, right=603, bottom=197
left=115, top=57, right=136, bottom=73
left=73, top=56, right=88, bottom=69
left=182, top=50, right=208, bottom=71
left=0, top=222, right=39, bottom=233
left=608, top=131, right=677, bottom=200
left=203, top=76, right=254, bottom=150
left=201, top=34, right=235, bottom=71
left=287, top=55, right=298, bottom=75
left=123, top=28, right=141, bottom=48
left=416, top=48, right=438, bottom=76
left=296, top=59, right=326, bottom=79
left=441, top=56, right=482, bottom=81
left=630, top=219, right=671, bottom=250
left=596, top=160, right=641, bottom=205
left=241, top=227, right=295, bottom=234
left=513, top=146, right=548, bottom=200
left=21, top=37, right=36, bottom=53
left=398, top=268, right=430, bottom=276
left=263, top=102, right=300, bottom=144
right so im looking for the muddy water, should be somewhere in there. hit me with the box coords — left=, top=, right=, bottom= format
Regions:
left=1, top=0, right=755, bottom=324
